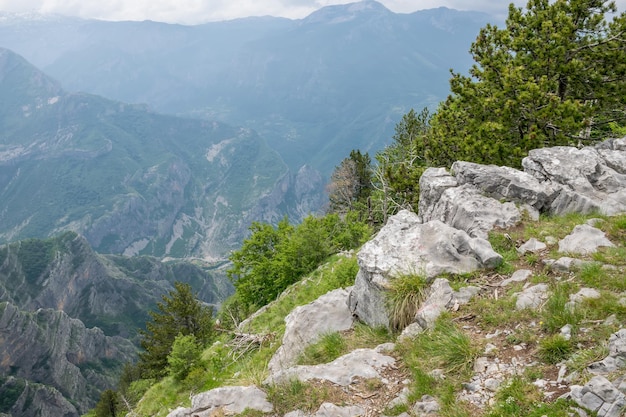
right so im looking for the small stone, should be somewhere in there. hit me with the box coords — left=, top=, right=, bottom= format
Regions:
left=474, top=357, right=489, bottom=373
left=463, top=382, right=480, bottom=392
left=513, top=345, right=524, bottom=351
left=517, top=238, right=547, bottom=254
left=412, top=395, right=440, bottom=415
left=484, top=378, right=500, bottom=392
left=558, top=224, right=615, bottom=255
left=561, top=324, right=573, bottom=341
left=603, top=314, right=618, bottom=327
left=486, top=330, right=501, bottom=339
left=533, top=379, right=547, bottom=388
left=557, top=365, right=567, bottom=383
left=501, top=269, right=532, bottom=287
left=429, top=369, right=445, bottom=380
left=545, top=236, right=558, bottom=245
left=484, top=343, right=497, bottom=355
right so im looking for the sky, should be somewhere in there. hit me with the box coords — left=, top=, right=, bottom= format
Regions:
left=0, top=0, right=625, bottom=25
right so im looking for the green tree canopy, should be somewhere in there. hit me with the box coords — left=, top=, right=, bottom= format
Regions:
left=428, top=0, right=626, bottom=167
left=167, top=334, right=203, bottom=381
left=224, top=213, right=371, bottom=325
left=138, top=282, right=214, bottom=378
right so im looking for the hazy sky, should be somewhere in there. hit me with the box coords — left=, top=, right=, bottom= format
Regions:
left=0, top=0, right=624, bottom=24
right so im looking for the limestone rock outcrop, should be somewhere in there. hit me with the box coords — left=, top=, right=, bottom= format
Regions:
left=348, top=211, right=501, bottom=328
left=266, top=345, right=396, bottom=386
left=419, top=139, right=626, bottom=239
left=268, top=288, right=355, bottom=373
left=167, top=386, right=273, bottom=417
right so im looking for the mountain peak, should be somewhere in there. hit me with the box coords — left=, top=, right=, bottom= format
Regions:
left=302, top=0, right=392, bottom=25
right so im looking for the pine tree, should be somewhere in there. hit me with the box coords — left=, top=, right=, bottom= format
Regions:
left=138, top=282, right=214, bottom=378
left=428, top=0, right=626, bottom=167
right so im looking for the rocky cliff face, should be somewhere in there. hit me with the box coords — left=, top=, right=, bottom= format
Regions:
left=0, top=232, right=233, bottom=416
left=0, top=302, right=135, bottom=416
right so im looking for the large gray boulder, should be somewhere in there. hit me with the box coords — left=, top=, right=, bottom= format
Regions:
left=348, top=211, right=501, bottom=328
left=565, top=376, right=626, bottom=417
left=522, top=141, right=626, bottom=216
left=451, top=161, right=557, bottom=211
left=418, top=167, right=458, bottom=221
left=558, top=224, right=615, bottom=255
left=266, top=346, right=396, bottom=387
left=268, top=288, right=355, bottom=373
left=418, top=139, right=626, bottom=240
left=166, top=386, right=273, bottom=417
left=421, top=184, right=521, bottom=239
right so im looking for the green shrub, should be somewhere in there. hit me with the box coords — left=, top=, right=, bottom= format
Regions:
left=298, top=332, right=346, bottom=365
left=167, top=334, right=203, bottom=381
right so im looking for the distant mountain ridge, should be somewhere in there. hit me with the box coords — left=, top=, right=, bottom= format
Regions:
left=0, top=47, right=324, bottom=258
left=0, top=231, right=233, bottom=416
left=0, top=1, right=493, bottom=175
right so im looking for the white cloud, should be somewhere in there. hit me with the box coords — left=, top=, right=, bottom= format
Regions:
left=0, top=0, right=624, bottom=24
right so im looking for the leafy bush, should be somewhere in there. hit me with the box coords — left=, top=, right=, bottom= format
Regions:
left=167, top=334, right=203, bottom=381
left=226, top=213, right=371, bottom=322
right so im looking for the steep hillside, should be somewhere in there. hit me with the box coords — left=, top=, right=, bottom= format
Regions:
left=124, top=139, right=626, bottom=417
left=0, top=48, right=324, bottom=258
left=0, top=2, right=492, bottom=174
left=0, top=231, right=233, bottom=416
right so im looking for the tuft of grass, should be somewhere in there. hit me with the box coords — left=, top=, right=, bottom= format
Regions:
left=577, top=262, right=609, bottom=287
left=386, top=273, right=428, bottom=332
left=538, top=334, right=573, bottom=364
left=540, top=282, right=582, bottom=334
left=298, top=332, right=346, bottom=366
left=402, top=318, right=480, bottom=377
left=266, top=379, right=342, bottom=415
left=485, top=376, right=571, bottom=417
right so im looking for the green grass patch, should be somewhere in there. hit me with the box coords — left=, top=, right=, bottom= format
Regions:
left=540, top=282, right=582, bottom=334
left=298, top=323, right=392, bottom=366
left=298, top=332, right=346, bottom=365
left=266, top=379, right=343, bottom=415
left=485, top=376, right=572, bottom=417
left=538, top=334, right=573, bottom=364
left=386, top=273, right=428, bottom=332
left=400, top=318, right=480, bottom=378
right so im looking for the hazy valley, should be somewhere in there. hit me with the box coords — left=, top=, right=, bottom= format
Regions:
left=0, top=1, right=521, bottom=415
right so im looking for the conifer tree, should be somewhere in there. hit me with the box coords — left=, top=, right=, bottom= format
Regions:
left=428, top=0, right=626, bottom=167
left=138, top=282, right=214, bottom=378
